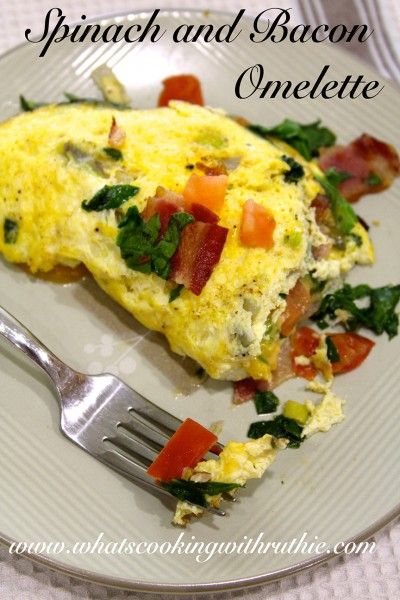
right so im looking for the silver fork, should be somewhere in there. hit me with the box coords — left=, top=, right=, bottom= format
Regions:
left=0, top=305, right=225, bottom=516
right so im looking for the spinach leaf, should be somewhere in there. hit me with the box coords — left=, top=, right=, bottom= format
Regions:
left=103, top=147, right=123, bottom=161
left=19, top=95, right=46, bottom=112
left=313, top=283, right=400, bottom=339
left=169, top=284, right=184, bottom=303
left=254, top=391, right=279, bottom=415
left=324, top=166, right=352, bottom=187
left=63, top=92, right=129, bottom=109
left=326, top=336, right=340, bottom=363
left=82, top=185, right=139, bottom=212
left=282, top=155, right=304, bottom=184
left=117, top=206, right=194, bottom=279
left=161, top=479, right=241, bottom=507
left=248, top=415, right=304, bottom=448
left=248, top=119, right=336, bottom=160
left=314, top=174, right=357, bottom=235
left=365, top=172, right=382, bottom=186
left=3, top=218, right=19, bottom=244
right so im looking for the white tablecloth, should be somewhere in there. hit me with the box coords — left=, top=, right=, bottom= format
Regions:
left=0, top=1, right=399, bottom=598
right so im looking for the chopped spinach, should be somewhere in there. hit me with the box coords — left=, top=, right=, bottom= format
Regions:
left=117, top=206, right=193, bottom=279
left=18, top=92, right=130, bottom=113
left=169, top=284, right=184, bottom=303
left=365, top=172, right=382, bottom=186
left=248, top=415, right=304, bottom=448
left=254, top=391, right=279, bottom=415
left=314, top=174, right=357, bottom=235
left=312, top=283, right=400, bottom=339
left=103, top=147, right=123, bottom=161
left=63, top=92, right=129, bottom=109
left=282, top=155, right=304, bottom=184
left=324, top=166, right=352, bottom=187
left=161, top=479, right=241, bottom=507
left=326, top=336, right=340, bottom=363
left=82, top=185, right=139, bottom=212
left=349, top=233, right=363, bottom=247
left=19, top=95, right=46, bottom=112
left=3, top=218, right=18, bottom=244
left=248, top=119, right=336, bottom=160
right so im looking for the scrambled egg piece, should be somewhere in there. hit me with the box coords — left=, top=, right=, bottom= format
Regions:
left=173, top=434, right=284, bottom=525
left=303, top=379, right=345, bottom=437
left=0, top=101, right=372, bottom=380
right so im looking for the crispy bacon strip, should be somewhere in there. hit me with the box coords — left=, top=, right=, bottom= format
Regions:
left=170, top=221, right=228, bottom=295
left=319, top=134, right=400, bottom=203
left=141, top=187, right=184, bottom=236
left=108, top=117, right=126, bottom=149
left=195, top=161, right=228, bottom=176
left=233, top=339, right=294, bottom=404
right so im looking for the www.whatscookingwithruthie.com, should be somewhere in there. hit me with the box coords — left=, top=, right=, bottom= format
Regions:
left=9, top=531, right=375, bottom=563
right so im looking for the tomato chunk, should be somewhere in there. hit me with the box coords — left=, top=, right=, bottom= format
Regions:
left=158, top=74, right=204, bottom=107
left=281, top=280, right=313, bottom=337
left=183, top=173, right=228, bottom=213
left=291, top=326, right=321, bottom=380
left=240, top=199, right=276, bottom=249
left=328, top=332, right=375, bottom=374
left=147, top=418, right=217, bottom=482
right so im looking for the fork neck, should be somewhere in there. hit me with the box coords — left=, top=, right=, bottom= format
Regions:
left=0, top=305, right=75, bottom=390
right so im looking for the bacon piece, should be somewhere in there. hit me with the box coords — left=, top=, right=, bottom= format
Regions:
left=141, top=187, right=184, bottom=235
left=108, top=117, right=126, bottom=149
left=170, top=221, right=228, bottom=295
left=280, top=280, right=313, bottom=337
left=233, top=378, right=258, bottom=404
left=233, top=339, right=294, bottom=404
left=319, top=134, right=400, bottom=203
left=189, top=203, right=219, bottom=224
left=311, top=195, right=331, bottom=225
left=196, top=161, right=228, bottom=176
left=312, top=242, right=332, bottom=260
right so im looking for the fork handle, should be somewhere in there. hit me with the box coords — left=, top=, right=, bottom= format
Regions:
left=0, top=304, right=73, bottom=388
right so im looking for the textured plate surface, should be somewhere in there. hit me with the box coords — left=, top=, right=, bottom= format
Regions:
left=0, top=9, right=399, bottom=593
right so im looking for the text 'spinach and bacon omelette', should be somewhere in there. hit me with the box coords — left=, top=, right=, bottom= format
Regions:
left=1, top=72, right=399, bottom=524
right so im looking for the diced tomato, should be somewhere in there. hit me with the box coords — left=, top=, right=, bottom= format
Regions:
left=291, top=326, right=321, bottom=380
left=147, top=418, right=217, bottom=482
left=170, top=221, right=228, bottom=295
left=158, top=74, right=204, bottom=107
left=280, top=280, right=313, bottom=337
left=328, top=332, right=375, bottom=374
left=183, top=173, right=228, bottom=214
left=189, top=203, right=219, bottom=224
left=240, top=199, right=276, bottom=249
left=141, top=188, right=184, bottom=235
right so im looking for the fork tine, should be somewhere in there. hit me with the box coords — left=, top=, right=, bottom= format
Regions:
left=110, top=426, right=158, bottom=463
left=123, top=413, right=170, bottom=448
left=127, top=397, right=182, bottom=434
left=101, top=449, right=226, bottom=517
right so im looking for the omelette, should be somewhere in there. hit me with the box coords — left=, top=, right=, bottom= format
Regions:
left=0, top=101, right=373, bottom=382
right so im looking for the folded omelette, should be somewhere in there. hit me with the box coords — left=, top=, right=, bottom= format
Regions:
left=0, top=101, right=373, bottom=380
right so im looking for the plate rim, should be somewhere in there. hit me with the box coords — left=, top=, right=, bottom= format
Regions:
left=1, top=6, right=399, bottom=593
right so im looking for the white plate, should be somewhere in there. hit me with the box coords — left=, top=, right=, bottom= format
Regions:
left=0, top=9, right=399, bottom=593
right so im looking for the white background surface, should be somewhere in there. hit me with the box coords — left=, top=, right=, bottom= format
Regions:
left=0, top=1, right=399, bottom=599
